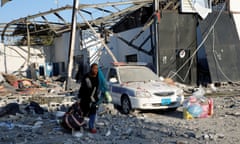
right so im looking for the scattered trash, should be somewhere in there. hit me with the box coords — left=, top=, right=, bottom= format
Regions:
left=2, top=73, right=18, bottom=86
left=0, top=65, right=239, bottom=143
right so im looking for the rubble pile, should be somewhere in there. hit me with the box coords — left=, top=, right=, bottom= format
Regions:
left=0, top=73, right=76, bottom=111
left=0, top=73, right=240, bottom=144
left=0, top=95, right=239, bottom=144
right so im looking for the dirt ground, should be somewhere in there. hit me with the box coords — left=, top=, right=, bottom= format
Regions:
left=0, top=85, right=240, bottom=144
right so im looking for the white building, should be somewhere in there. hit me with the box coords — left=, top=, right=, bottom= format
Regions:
left=0, top=43, right=48, bottom=78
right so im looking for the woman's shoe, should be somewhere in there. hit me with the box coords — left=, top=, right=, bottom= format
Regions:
left=89, top=128, right=97, bottom=134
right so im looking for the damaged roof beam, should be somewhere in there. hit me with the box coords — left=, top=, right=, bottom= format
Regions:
left=11, top=27, right=52, bottom=37
left=112, top=5, right=121, bottom=11
left=1, top=5, right=72, bottom=41
left=173, top=1, right=180, bottom=10
left=79, top=9, right=92, bottom=15
left=163, top=1, right=174, bottom=10
left=1, top=0, right=153, bottom=40
left=89, top=3, right=149, bottom=26
left=94, top=7, right=113, bottom=14
left=53, top=12, right=67, bottom=24
left=78, top=0, right=153, bottom=9
left=41, top=15, right=57, bottom=34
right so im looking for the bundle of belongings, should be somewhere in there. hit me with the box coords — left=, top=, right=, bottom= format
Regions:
left=0, top=103, right=23, bottom=117
left=0, top=101, right=45, bottom=117
left=60, top=93, right=111, bottom=131
left=60, top=92, right=111, bottom=131
left=183, top=87, right=213, bottom=120
left=60, top=101, right=85, bottom=131
left=25, top=101, right=45, bottom=114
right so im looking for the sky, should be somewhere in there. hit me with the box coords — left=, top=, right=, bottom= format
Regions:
left=0, top=0, right=123, bottom=23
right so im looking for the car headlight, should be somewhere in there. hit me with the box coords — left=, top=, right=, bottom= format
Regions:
left=135, top=90, right=151, bottom=98
left=176, top=88, right=184, bottom=103
left=176, top=88, right=184, bottom=96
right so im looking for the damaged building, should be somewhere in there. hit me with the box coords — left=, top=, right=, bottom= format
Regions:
left=0, top=0, right=240, bottom=86
left=99, top=0, right=240, bottom=85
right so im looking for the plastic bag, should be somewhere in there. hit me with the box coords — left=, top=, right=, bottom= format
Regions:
left=183, top=86, right=214, bottom=119
left=187, top=104, right=203, bottom=117
left=104, top=91, right=112, bottom=103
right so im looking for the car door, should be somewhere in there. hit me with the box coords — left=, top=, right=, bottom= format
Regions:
left=106, top=68, right=121, bottom=105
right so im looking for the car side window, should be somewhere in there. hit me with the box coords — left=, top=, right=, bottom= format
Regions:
left=108, top=68, right=118, bottom=83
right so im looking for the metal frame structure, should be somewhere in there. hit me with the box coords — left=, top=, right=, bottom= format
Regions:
left=0, top=0, right=226, bottom=43
left=0, top=0, right=229, bottom=87
left=0, top=0, right=154, bottom=43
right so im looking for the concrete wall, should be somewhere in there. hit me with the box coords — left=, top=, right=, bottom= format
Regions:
left=53, top=30, right=103, bottom=77
left=0, top=29, right=92, bottom=78
left=0, top=43, right=47, bottom=75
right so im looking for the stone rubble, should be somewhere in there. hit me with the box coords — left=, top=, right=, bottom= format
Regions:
left=1, top=94, right=239, bottom=144
left=0, top=73, right=240, bottom=144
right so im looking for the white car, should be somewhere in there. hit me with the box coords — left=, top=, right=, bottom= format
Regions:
left=104, top=63, right=184, bottom=114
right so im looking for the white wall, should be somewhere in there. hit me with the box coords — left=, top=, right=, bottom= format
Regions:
left=53, top=30, right=104, bottom=75
left=0, top=44, right=46, bottom=74
left=181, top=0, right=211, bottom=19
left=53, top=32, right=70, bottom=63
left=99, top=27, right=153, bottom=68
left=53, top=30, right=82, bottom=75
left=0, top=25, right=155, bottom=76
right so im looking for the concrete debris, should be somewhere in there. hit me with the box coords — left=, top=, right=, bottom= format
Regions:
left=218, top=134, right=225, bottom=139
left=203, top=134, right=210, bottom=140
left=1, top=73, right=18, bottom=86
left=0, top=72, right=240, bottom=143
left=72, top=131, right=83, bottom=138
left=55, top=111, right=65, bottom=118
left=105, top=129, right=111, bottom=136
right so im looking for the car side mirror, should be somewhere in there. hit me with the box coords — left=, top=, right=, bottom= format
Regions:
left=109, top=77, right=118, bottom=83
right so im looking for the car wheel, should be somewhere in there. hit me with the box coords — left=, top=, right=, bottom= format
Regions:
left=121, top=95, right=132, bottom=114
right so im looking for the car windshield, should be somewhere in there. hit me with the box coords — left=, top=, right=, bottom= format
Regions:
left=119, top=66, right=159, bottom=83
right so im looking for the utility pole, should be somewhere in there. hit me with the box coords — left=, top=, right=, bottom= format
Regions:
left=154, top=0, right=160, bottom=76
left=65, top=0, right=79, bottom=91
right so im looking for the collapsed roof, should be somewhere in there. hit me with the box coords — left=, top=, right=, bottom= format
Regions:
left=0, top=0, right=227, bottom=45
left=0, top=0, right=155, bottom=45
